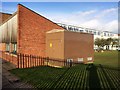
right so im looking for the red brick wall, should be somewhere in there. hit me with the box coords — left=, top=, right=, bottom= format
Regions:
left=64, top=31, right=94, bottom=64
left=0, top=12, right=12, bottom=24
left=17, top=4, right=63, bottom=56
left=0, top=43, right=6, bottom=51
left=46, top=30, right=64, bottom=59
left=46, top=30, right=94, bottom=64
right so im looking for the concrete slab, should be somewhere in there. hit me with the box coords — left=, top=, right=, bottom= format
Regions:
left=1, top=58, right=34, bottom=89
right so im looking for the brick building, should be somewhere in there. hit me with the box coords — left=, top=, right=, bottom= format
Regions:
left=0, top=4, right=94, bottom=65
left=0, top=4, right=63, bottom=56
left=0, top=12, right=12, bottom=24
left=46, top=29, right=94, bottom=64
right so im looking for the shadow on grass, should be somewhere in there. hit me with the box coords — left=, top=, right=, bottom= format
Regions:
left=86, top=64, right=118, bottom=89
left=86, top=64, right=101, bottom=89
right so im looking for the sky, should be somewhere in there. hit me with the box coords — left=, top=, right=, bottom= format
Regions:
left=1, top=2, right=118, bottom=34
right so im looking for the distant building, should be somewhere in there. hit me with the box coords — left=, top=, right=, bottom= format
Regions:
left=57, top=23, right=119, bottom=50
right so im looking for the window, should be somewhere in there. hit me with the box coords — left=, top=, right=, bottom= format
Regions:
left=63, top=26, right=67, bottom=30
left=14, top=44, right=17, bottom=52
left=74, top=28, right=78, bottom=32
left=85, top=30, right=88, bottom=33
left=98, top=32, right=100, bottom=35
left=89, top=31, right=92, bottom=33
left=94, top=31, right=96, bottom=35
left=13, top=43, right=17, bottom=53
left=78, top=58, right=83, bottom=62
left=67, top=59, right=73, bottom=62
left=87, top=57, right=92, bottom=61
left=68, top=27, right=72, bottom=31
left=80, top=30, right=83, bottom=32
left=110, top=33, right=113, bottom=36
left=104, top=33, right=106, bottom=36
left=6, top=43, right=10, bottom=52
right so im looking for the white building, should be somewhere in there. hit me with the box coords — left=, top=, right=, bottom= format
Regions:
left=57, top=23, right=119, bottom=50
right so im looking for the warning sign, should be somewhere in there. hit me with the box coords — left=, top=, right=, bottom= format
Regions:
left=50, top=43, right=52, bottom=48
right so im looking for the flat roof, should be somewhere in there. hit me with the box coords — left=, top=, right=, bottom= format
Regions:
left=46, top=29, right=93, bottom=35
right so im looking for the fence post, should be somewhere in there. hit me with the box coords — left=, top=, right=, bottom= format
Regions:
left=25, top=54, right=27, bottom=68
left=23, top=54, right=24, bottom=68
left=40, top=57, right=41, bottom=66
left=40, top=57, right=42, bottom=65
left=64, top=59, right=67, bottom=67
left=20, top=53, right=22, bottom=68
left=42, top=57, right=44, bottom=65
left=70, top=60, right=72, bottom=67
left=34, top=55, right=36, bottom=67
left=35, top=55, right=37, bottom=67
left=37, top=56, right=39, bottom=66
left=39, top=56, right=40, bottom=66
left=42, top=57, right=44, bottom=66
left=28, top=55, right=30, bottom=68
left=47, top=57, right=49, bottom=66
left=32, top=55, right=34, bottom=67
left=26, top=55, right=28, bottom=68
left=17, top=53, right=19, bottom=68
left=36, top=56, right=37, bottom=66
left=30, top=55, right=32, bottom=68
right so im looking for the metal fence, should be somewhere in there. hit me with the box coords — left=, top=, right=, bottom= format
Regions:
left=17, top=53, right=73, bottom=68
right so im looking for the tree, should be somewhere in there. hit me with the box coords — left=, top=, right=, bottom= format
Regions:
left=105, top=38, right=113, bottom=50
left=95, top=38, right=119, bottom=51
left=95, top=38, right=101, bottom=49
left=100, top=38, right=106, bottom=49
left=111, top=38, right=119, bottom=49
left=95, top=38, right=106, bottom=50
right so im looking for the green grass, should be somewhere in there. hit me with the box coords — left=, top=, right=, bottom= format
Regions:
left=94, top=51, right=119, bottom=67
left=11, top=66, right=68, bottom=88
left=10, top=51, right=120, bottom=89
left=11, top=64, right=120, bottom=89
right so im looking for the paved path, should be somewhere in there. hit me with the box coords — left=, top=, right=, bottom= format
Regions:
left=1, top=59, right=34, bottom=89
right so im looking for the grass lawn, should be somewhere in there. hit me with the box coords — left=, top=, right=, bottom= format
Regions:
left=94, top=51, right=119, bottom=68
left=11, top=64, right=120, bottom=89
left=10, top=50, right=120, bottom=89
left=11, top=66, right=68, bottom=88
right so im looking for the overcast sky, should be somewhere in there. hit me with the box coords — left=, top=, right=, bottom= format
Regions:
left=1, top=2, right=118, bottom=34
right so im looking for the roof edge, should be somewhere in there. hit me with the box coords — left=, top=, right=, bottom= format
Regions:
left=0, top=12, right=12, bottom=15
left=17, top=4, right=64, bottom=29
left=0, top=11, right=17, bottom=26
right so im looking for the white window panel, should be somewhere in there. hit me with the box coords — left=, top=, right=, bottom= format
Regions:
left=78, top=58, right=83, bottom=62
left=67, top=59, right=73, bottom=62
left=87, top=57, right=92, bottom=61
